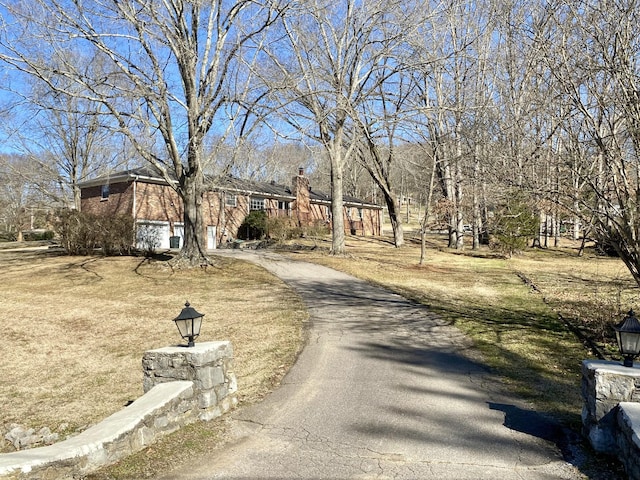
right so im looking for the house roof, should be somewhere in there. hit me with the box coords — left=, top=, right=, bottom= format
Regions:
left=214, top=175, right=292, bottom=197
left=217, top=175, right=381, bottom=209
left=78, top=166, right=174, bottom=188
left=79, top=167, right=382, bottom=209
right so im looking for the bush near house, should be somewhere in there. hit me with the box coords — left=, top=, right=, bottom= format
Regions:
left=241, top=214, right=330, bottom=243
left=304, top=219, right=331, bottom=239
left=56, top=210, right=134, bottom=256
left=267, top=216, right=302, bottom=242
left=237, top=211, right=268, bottom=240
left=0, top=231, right=17, bottom=242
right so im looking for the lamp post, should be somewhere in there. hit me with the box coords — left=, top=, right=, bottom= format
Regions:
left=614, top=309, right=640, bottom=367
left=173, top=301, right=204, bottom=347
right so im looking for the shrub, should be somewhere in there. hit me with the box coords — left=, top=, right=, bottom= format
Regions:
left=135, top=223, right=162, bottom=257
left=56, top=210, right=134, bottom=256
left=0, top=231, right=17, bottom=242
left=265, top=216, right=330, bottom=243
left=237, top=211, right=268, bottom=240
left=99, top=215, right=135, bottom=255
left=267, top=216, right=302, bottom=242
left=488, top=191, right=539, bottom=257
left=238, top=212, right=330, bottom=243
left=304, top=219, right=330, bottom=239
left=22, top=230, right=55, bottom=241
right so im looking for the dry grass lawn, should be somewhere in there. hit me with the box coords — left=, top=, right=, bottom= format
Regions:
left=0, top=248, right=307, bottom=452
left=288, top=234, right=637, bottom=424
left=1, top=235, right=634, bottom=478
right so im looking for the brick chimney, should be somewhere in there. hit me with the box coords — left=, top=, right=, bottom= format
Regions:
left=292, top=168, right=311, bottom=226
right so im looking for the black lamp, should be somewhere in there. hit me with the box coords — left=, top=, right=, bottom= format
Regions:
left=173, top=301, right=204, bottom=347
left=614, top=309, right=640, bottom=367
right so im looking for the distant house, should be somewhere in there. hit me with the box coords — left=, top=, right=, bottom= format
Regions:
left=79, top=167, right=383, bottom=249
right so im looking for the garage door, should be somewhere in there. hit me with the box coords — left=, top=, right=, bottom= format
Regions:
left=136, top=221, right=170, bottom=250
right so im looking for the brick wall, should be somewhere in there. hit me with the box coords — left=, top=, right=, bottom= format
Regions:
left=134, top=182, right=183, bottom=222
left=204, top=193, right=247, bottom=243
left=361, top=207, right=382, bottom=236
left=81, top=182, right=134, bottom=217
left=81, top=178, right=382, bottom=244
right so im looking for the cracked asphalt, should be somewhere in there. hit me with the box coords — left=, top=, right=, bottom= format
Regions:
left=160, top=250, right=585, bottom=480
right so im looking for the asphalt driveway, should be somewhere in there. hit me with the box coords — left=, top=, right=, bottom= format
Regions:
left=160, top=250, right=584, bottom=480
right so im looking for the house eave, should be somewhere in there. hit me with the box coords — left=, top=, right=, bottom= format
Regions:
left=78, top=171, right=176, bottom=189
left=215, top=185, right=295, bottom=202
left=79, top=169, right=382, bottom=210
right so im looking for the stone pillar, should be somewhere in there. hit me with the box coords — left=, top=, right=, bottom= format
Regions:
left=142, top=341, right=238, bottom=421
left=582, top=359, right=640, bottom=453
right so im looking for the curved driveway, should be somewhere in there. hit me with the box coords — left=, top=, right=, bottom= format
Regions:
left=163, top=250, right=583, bottom=480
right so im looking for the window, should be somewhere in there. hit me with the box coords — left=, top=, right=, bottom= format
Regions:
left=225, top=194, right=237, bottom=207
left=101, top=184, right=110, bottom=200
left=250, top=197, right=265, bottom=211
left=278, top=200, right=290, bottom=210
left=358, top=208, right=363, bottom=219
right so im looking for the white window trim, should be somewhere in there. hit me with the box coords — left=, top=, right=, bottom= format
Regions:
left=225, top=193, right=237, bottom=207
left=250, top=197, right=265, bottom=211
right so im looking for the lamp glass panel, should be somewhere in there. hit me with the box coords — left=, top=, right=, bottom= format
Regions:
left=175, top=318, right=190, bottom=338
left=618, top=331, right=640, bottom=355
left=192, top=316, right=203, bottom=338
left=186, top=319, right=195, bottom=336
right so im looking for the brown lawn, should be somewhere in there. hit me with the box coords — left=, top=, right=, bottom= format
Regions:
left=0, top=248, right=307, bottom=451
left=1, top=236, right=634, bottom=478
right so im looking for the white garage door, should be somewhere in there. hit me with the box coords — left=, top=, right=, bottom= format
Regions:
left=136, top=221, right=171, bottom=250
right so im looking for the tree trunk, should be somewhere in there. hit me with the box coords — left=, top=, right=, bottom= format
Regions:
left=419, top=151, right=438, bottom=265
left=384, top=190, right=405, bottom=248
left=73, top=184, right=81, bottom=211
left=455, top=161, right=464, bottom=250
left=180, top=170, right=208, bottom=265
left=472, top=148, right=482, bottom=250
left=435, top=157, right=457, bottom=248
left=329, top=152, right=346, bottom=255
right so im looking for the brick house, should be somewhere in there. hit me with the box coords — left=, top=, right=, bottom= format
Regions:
left=79, top=167, right=383, bottom=249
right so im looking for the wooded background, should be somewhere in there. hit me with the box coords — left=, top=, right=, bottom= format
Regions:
left=1, top=0, right=639, bottom=277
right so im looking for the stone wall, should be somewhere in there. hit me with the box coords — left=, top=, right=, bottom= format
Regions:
left=617, top=402, right=640, bottom=480
left=0, top=341, right=237, bottom=479
left=582, top=360, right=640, bottom=479
left=581, top=360, right=640, bottom=453
left=143, top=341, right=238, bottom=421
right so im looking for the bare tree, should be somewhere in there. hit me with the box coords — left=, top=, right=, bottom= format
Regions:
left=409, top=1, right=480, bottom=250
left=0, top=0, right=282, bottom=265
left=350, top=53, right=426, bottom=248
left=539, top=0, right=640, bottom=284
left=0, top=74, right=125, bottom=210
left=226, top=140, right=314, bottom=184
left=264, top=0, right=411, bottom=254
left=0, top=154, right=47, bottom=240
